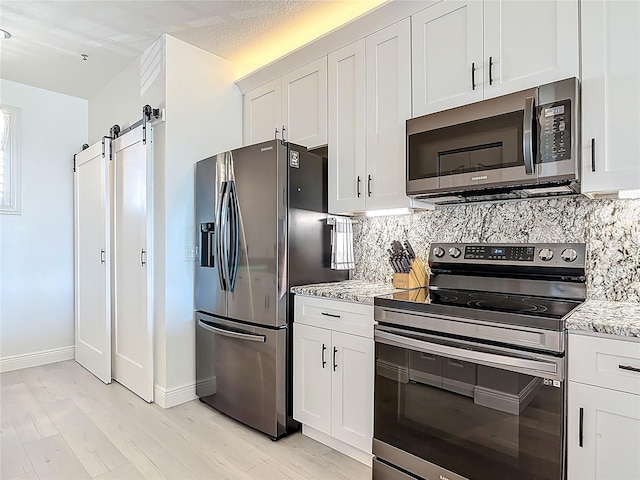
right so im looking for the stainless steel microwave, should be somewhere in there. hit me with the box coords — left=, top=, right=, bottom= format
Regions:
left=406, top=78, right=580, bottom=204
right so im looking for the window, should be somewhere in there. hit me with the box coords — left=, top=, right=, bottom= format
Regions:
left=0, top=104, right=20, bottom=214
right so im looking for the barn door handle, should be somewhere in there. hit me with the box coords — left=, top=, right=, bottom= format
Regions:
left=141, top=248, right=146, bottom=267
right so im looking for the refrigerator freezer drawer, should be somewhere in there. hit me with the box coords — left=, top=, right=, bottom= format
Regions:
left=195, top=311, right=287, bottom=439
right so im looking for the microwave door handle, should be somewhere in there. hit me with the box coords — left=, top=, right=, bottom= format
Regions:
left=523, top=96, right=536, bottom=175
left=374, top=330, right=557, bottom=376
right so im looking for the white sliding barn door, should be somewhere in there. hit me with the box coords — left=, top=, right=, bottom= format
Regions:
left=74, top=141, right=111, bottom=384
left=112, top=126, right=154, bottom=402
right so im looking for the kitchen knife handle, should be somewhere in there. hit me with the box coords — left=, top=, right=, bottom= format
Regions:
left=579, top=407, right=584, bottom=447
left=333, top=347, right=338, bottom=371
left=357, top=176, right=361, bottom=198
left=322, top=344, right=327, bottom=368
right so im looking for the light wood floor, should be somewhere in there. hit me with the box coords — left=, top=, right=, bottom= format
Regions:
left=0, top=361, right=370, bottom=480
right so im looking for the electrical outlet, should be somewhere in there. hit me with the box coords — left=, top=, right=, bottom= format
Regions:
left=183, top=246, right=197, bottom=261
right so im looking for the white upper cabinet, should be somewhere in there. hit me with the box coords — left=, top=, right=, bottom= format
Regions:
left=328, top=40, right=367, bottom=214
left=243, top=58, right=328, bottom=148
left=483, top=0, right=578, bottom=99
left=329, top=20, right=414, bottom=215
left=412, top=1, right=483, bottom=116
left=365, top=18, right=413, bottom=211
left=580, top=0, right=640, bottom=196
left=243, top=78, right=282, bottom=145
left=281, top=58, right=328, bottom=148
left=412, top=0, right=579, bottom=117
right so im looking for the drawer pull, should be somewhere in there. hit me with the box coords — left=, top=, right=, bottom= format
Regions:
left=333, top=346, right=338, bottom=371
left=321, top=312, right=341, bottom=319
left=579, top=407, right=584, bottom=447
left=619, top=364, right=640, bottom=373
left=322, top=343, right=327, bottom=368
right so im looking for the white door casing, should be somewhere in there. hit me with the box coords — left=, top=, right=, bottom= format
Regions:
left=112, top=126, right=154, bottom=403
left=74, top=140, right=111, bottom=384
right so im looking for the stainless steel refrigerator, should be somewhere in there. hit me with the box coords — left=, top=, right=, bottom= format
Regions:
left=195, top=140, right=348, bottom=439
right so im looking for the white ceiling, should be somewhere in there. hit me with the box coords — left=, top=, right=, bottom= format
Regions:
left=0, top=0, right=380, bottom=99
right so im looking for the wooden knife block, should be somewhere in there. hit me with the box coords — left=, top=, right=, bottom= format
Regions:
left=392, top=257, right=429, bottom=289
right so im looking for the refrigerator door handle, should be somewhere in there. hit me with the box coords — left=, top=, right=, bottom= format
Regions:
left=198, top=319, right=266, bottom=343
left=216, top=182, right=230, bottom=290
left=227, top=181, right=240, bottom=292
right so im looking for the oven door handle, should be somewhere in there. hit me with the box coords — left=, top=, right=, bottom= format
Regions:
left=375, top=330, right=557, bottom=375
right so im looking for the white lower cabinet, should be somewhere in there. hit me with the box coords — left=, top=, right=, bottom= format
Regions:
left=567, top=333, right=640, bottom=480
left=293, top=296, right=374, bottom=464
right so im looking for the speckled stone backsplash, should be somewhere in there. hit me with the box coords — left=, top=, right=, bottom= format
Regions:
left=352, top=197, right=640, bottom=302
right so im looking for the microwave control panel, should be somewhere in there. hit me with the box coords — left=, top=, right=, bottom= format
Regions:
left=538, top=99, right=571, bottom=163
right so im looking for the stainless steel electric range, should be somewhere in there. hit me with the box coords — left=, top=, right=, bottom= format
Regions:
left=372, top=243, right=587, bottom=480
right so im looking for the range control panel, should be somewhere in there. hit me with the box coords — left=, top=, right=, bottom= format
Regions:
left=464, top=245, right=535, bottom=261
left=429, top=243, right=587, bottom=269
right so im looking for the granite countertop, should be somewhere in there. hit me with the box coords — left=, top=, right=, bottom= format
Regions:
left=566, top=300, right=640, bottom=338
left=291, top=280, right=404, bottom=305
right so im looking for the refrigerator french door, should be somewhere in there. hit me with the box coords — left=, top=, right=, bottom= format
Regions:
left=195, top=140, right=346, bottom=439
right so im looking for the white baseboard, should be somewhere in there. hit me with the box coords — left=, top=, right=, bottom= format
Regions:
left=0, top=346, right=75, bottom=373
left=302, top=425, right=373, bottom=467
left=154, top=382, right=197, bottom=409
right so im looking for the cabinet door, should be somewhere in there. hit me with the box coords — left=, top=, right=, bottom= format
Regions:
left=328, top=40, right=367, bottom=214
left=412, top=1, right=483, bottom=116
left=581, top=0, right=640, bottom=195
left=243, top=79, right=282, bottom=146
left=293, top=323, right=332, bottom=435
left=365, top=19, right=411, bottom=211
left=282, top=58, right=327, bottom=148
left=331, top=331, right=374, bottom=453
left=483, top=0, right=578, bottom=99
left=568, top=382, right=640, bottom=480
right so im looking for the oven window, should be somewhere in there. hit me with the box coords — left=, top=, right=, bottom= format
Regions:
left=408, top=111, right=524, bottom=180
left=374, top=343, right=564, bottom=480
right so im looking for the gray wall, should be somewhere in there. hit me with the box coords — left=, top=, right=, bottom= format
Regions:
left=353, top=197, right=640, bottom=302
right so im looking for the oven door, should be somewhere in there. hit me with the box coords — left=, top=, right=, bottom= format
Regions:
left=373, top=326, right=565, bottom=480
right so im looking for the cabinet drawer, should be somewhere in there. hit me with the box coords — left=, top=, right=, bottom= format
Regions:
left=295, top=296, right=374, bottom=338
left=569, top=333, right=640, bottom=395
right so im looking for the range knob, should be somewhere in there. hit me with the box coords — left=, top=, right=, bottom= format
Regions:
left=448, top=247, right=462, bottom=258
left=432, top=246, right=445, bottom=258
left=538, top=248, right=554, bottom=261
left=561, top=248, right=578, bottom=262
